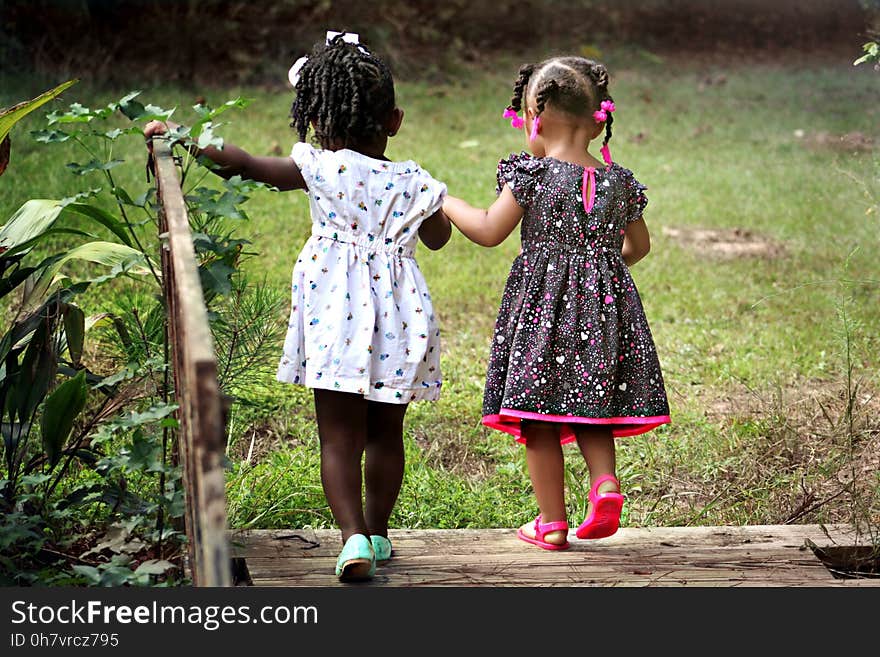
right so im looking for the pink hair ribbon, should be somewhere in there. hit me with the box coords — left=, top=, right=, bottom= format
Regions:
left=502, top=107, right=524, bottom=129
left=582, top=166, right=596, bottom=213
left=600, top=143, right=612, bottom=166
left=592, top=100, right=616, bottom=124
left=529, top=115, right=541, bottom=142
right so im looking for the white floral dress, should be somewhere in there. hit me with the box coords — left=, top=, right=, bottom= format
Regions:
left=276, top=143, right=447, bottom=404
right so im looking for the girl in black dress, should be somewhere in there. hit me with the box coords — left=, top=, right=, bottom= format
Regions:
left=443, top=57, right=670, bottom=549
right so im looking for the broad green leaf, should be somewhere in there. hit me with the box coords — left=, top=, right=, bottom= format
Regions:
left=50, top=102, right=90, bottom=122
left=115, top=91, right=142, bottom=107
left=137, top=105, right=175, bottom=122
left=196, top=122, right=224, bottom=151
left=66, top=159, right=124, bottom=176
left=0, top=228, right=99, bottom=261
left=132, top=189, right=155, bottom=208
left=199, top=261, right=235, bottom=297
left=95, top=362, right=140, bottom=389
left=118, top=96, right=146, bottom=121
left=31, top=128, right=72, bottom=143
left=190, top=188, right=247, bottom=221
left=20, top=473, right=51, bottom=487
left=25, top=241, right=150, bottom=305
left=63, top=305, right=85, bottom=365
left=0, top=200, right=65, bottom=255
left=119, top=403, right=179, bottom=428
left=127, top=429, right=163, bottom=472
left=0, top=79, right=78, bottom=145
left=46, top=102, right=114, bottom=126
left=191, top=97, right=251, bottom=121
left=0, top=264, right=38, bottom=299
left=55, top=365, right=108, bottom=392
left=62, top=203, right=133, bottom=247
left=0, top=135, right=8, bottom=177
left=853, top=41, right=880, bottom=66
left=854, top=41, right=880, bottom=66
left=99, top=566, right=136, bottom=587
left=94, top=127, right=142, bottom=140
left=115, top=91, right=173, bottom=122
left=134, top=559, right=176, bottom=576
left=14, top=320, right=56, bottom=426
left=60, top=188, right=102, bottom=205
left=54, top=482, right=105, bottom=510
left=0, top=283, right=89, bottom=365
left=84, top=312, right=114, bottom=332
left=71, top=565, right=101, bottom=585
left=0, top=522, right=42, bottom=551
left=112, top=186, right=155, bottom=210
left=41, top=370, right=88, bottom=467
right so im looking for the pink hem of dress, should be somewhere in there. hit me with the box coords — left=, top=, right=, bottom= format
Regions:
left=483, top=408, right=670, bottom=444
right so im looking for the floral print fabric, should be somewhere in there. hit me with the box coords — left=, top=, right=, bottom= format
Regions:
left=276, top=143, right=447, bottom=403
left=482, top=152, right=670, bottom=443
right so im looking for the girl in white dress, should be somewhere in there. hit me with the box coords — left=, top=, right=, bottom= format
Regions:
left=145, top=32, right=450, bottom=581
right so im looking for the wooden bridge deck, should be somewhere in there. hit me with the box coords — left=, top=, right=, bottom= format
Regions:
left=229, top=524, right=879, bottom=587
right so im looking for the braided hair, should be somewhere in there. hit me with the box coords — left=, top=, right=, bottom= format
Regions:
left=508, top=56, right=615, bottom=151
left=290, top=33, right=395, bottom=149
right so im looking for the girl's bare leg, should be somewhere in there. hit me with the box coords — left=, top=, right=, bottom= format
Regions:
left=520, top=420, right=567, bottom=545
left=575, top=426, right=619, bottom=515
left=313, top=389, right=369, bottom=542
left=364, top=400, right=408, bottom=538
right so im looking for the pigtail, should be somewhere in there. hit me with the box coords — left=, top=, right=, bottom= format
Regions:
left=534, top=79, right=559, bottom=117
left=603, top=103, right=614, bottom=148
left=509, top=63, right=535, bottom=112
left=589, top=63, right=613, bottom=149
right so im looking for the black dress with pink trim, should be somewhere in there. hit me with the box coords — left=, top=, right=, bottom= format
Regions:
left=482, top=152, right=670, bottom=444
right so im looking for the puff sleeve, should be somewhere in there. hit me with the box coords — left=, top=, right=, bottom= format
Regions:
left=290, top=141, right=320, bottom=190
left=417, top=169, right=448, bottom=218
left=495, top=152, right=546, bottom=208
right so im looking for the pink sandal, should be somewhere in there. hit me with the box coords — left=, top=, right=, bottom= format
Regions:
left=517, top=514, right=570, bottom=550
left=575, top=474, right=624, bottom=540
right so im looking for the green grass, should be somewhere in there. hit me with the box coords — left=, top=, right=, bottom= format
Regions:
left=2, top=51, right=878, bottom=533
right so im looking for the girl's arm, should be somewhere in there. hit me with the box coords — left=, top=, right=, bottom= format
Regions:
left=442, top=185, right=524, bottom=247
left=143, top=120, right=306, bottom=191
left=418, top=209, right=452, bottom=250
left=621, top=218, right=651, bottom=266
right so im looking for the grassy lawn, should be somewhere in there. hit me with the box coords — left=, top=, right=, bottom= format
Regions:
left=2, top=49, right=878, bottom=534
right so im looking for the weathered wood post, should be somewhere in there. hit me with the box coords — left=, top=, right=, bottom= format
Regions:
left=153, top=138, right=231, bottom=586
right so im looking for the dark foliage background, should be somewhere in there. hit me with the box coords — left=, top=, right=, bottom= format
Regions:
left=1, top=0, right=872, bottom=86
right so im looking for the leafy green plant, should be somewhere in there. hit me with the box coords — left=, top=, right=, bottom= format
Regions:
left=0, top=89, right=281, bottom=585
left=0, top=80, right=78, bottom=177
left=854, top=40, right=880, bottom=68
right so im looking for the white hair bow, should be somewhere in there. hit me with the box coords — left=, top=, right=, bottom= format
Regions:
left=288, top=31, right=368, bottom=87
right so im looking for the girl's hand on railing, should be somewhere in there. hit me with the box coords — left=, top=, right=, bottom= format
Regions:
left=143, top=119, right=182, bottom=152
left=143, top=120, right=187, bottom=180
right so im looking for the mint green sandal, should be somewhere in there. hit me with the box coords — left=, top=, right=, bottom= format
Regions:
left=371, top=535, right=393, bottom=562
left=335, top=533, right=376, bottom=581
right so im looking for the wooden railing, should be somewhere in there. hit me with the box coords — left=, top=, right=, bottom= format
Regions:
left=153, top=139, right=231, bottom=587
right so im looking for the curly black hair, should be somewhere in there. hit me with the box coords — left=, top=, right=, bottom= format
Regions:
left=508, top=56, right=614, bottom=151
left=290, top=33, right=396, bottom=149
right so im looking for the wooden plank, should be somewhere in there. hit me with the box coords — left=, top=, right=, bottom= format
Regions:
left=229, top=524, right=865, bottom=557
left=229, top=525, right=880, bottom=588
left=241, top=549, right=834, bottom=583
left=154, top=139, right=230, bottom=587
